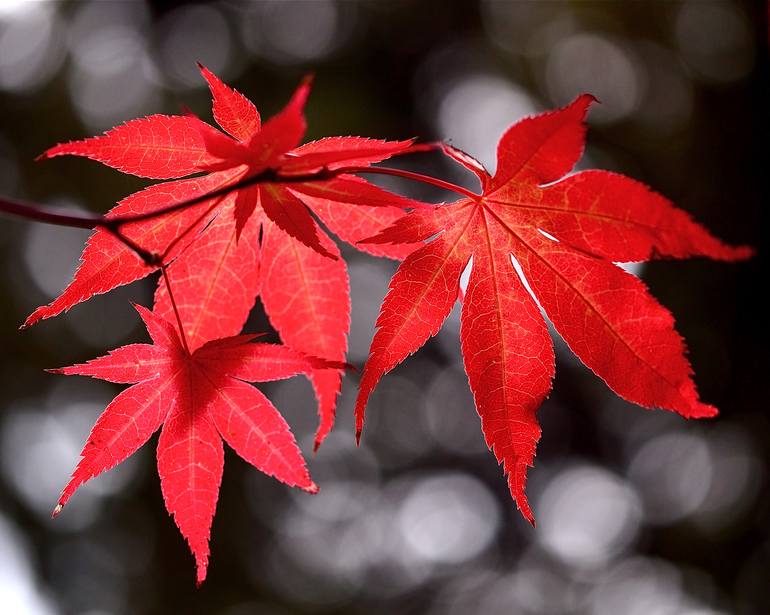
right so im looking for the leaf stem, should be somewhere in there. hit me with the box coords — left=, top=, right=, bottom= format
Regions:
left=161, top=264, right=191, bottom=354
left=159, top=199, right=223, bottom=262
left=342, top=166, right=480, bottom=200
left=108, top=227, right=161, bottom=266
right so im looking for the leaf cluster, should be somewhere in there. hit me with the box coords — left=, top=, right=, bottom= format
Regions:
left=16, top=66, right=750, bottom=583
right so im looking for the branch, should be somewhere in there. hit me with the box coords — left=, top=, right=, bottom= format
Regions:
left=0, top=163, right=479, bottom=263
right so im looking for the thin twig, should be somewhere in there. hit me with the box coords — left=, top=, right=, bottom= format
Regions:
left=0, top=162, right=479, bottom=262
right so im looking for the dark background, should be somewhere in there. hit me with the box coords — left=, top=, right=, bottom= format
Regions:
left=0, top=1, right=765, bottom=614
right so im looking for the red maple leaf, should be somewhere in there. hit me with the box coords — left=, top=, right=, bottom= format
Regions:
left=50, top=304, right=342, bottom=584
left=355, top=95, right=751, bottom=522
left=26, top=65, right=420, bottom=449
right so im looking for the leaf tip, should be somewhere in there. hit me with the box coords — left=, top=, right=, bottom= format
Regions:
left=130, top=301, right=151, bottom=317
left=20, top=310, right=42, bottom=329
left=44, top=368, right=64, bottom=375
left=52, top=504, right=63, bottom=518
left=318, top=246, right=339, bottom=261
left=300, top=73, right=315, bottom=89
left=519, top=503, right=536, bottom=527
left=404, top=140, right=440, bottom=154
left=194, top=553, right=209, bottom=587
left=179, top=103, right=196, bottom=118
left=692, top=403, right=719, bottom=419
left=730, top=244, right=756, bottom=261
left=197, top=62, right=216, bottom=87
left=312, top=431, right=329, bottom=455
left=304, top=481, right=320, bottom=495
left=577, top=92, right=600, bottom=107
